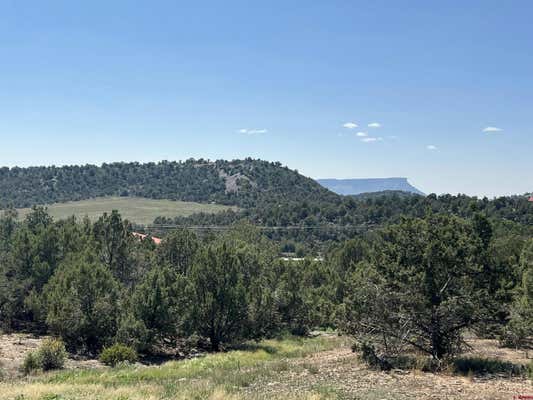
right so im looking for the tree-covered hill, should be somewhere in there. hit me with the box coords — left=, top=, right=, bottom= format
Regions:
left=0, top=159, right=338, bottom=209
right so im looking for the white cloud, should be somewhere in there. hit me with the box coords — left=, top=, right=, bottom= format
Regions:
left=238, top=128, right=268, bottom=135
left=426, top=145, right=438, bottom=150
left=361, top=137, right=383, bottom=143
left=250, top=129, right=268, bottom=134
left=343, top=122, right=358, bottom=129
left=368, top=122, right=382, bottom=128
left=483, top=126, right=503, bottom=133
left=356, top=131, right=368, bottom=137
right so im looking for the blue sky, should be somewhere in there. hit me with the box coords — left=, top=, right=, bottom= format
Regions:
left=0, top=1, right=532, bottom=197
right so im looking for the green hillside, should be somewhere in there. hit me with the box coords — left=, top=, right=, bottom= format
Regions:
left=16, top=197, right=236, bottom=225
left=0, top=159, right=337, bottom=209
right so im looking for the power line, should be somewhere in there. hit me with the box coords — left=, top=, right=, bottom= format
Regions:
left=145, top=224, right=377, bottom=231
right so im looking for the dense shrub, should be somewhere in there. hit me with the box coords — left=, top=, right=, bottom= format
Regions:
left=131, top=266, right=187, bottom=347
left=22, top=351, right=41, bottom=375
left=44, top=259, right=121, bottom=353
left=115, top=313, right=149, bottom=353
left=37, top=338, right=67, bottom=371
left=99, top=344, right=138, bottom=367
left=22, top=339, right=67, bottom=374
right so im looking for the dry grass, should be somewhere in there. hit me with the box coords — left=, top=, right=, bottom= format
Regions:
left=0, top=334, right=531, bottom=400
left=16, top=196, right=237, bottom=225
left=464, top=338, right=532, bottom=365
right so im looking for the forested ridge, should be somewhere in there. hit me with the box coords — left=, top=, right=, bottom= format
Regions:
left=2, top=159, right=531, bottom=234
left=0, top=159, right=336, bottom=209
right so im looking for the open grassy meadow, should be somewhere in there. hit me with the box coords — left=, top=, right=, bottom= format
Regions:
left=1, top=334, right=531, bottom=400
left=16, top=197, right=237, bottom=225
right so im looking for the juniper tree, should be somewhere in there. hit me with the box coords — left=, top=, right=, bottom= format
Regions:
left=342, top=215, right=487, bottom=362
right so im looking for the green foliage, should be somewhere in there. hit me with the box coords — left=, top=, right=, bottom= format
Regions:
left=0, top=159, right=334, bottom=211
left=36, top=339, right=67, bottom=371
left=92, top=211, right=134, bottom=284
left=99, top=344, right=138, bottom=367
left=131, top=265, right=187, bottom=347
left=44, top=258, right=121, bottom=353
left=342, top=215, right=489, bottom=360
left=276, top=259, right=336, bottom=335
left=188, top=242, right=249, bottom=350
left=115, top=313, right=150, bottom=353
left=22, top=338, right=67, bottom=374
left=22, top=351, right=41, bottom=375
left=155, top=229, right=199, bottom=274
left=0, top=195, right=531, bottom=365
left=501, top=239, right=533, bottom=348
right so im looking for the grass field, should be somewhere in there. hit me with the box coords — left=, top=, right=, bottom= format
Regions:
left=0, top=334, right=530, bottom=400
left=16, top=197, right=237, bottom=225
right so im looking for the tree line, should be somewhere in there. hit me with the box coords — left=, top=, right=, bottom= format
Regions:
left=0, top=209, right=331, bottom=354
left=1, top=206, right=531, bottom=366
left=154, top=191, right=533, bottom=254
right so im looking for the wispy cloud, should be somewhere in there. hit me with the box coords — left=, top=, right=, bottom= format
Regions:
left=343, top=122, right=358, bottom=129
left=426, top=145, right=438, bottom=151
left=367, top=122, right=381, bottom=128
left=238, top=128, right=268, bottom=135
left=356, top=131, right=368, bottom=137
left=361, top=137, right=383, bottom=143
left=483, top=126, right=503, bottom=133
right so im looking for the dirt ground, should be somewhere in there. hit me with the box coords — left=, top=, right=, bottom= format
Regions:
left=242, top=338, right=532, bottom=400
left=0, top=333, right=102, bottom=378
left=244, top=347, right=531, bottom=399
left=0, top=333, right=531, bottom=399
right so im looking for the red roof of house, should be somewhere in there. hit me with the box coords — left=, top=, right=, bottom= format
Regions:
left=529, top=196, right=533, bottom=202
left=132, top=232, right=162, bottom=245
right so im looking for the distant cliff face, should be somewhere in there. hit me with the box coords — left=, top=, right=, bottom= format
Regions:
left=316, top=178, right=424, bottom=196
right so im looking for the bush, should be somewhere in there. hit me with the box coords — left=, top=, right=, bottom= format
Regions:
left=22, top=339, right=67, bottom=374
left=44, top=259, right=121, bottom=354
left=38, top=339, right=67, bottom=371
left=22, top=351, right=41, bottom=375
left=99, top=344, right=138, bottom=367
left=115, top=313, right=149, bottom=353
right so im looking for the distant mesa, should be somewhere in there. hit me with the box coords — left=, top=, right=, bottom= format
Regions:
left=317, top=178, right=424, bottom=196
